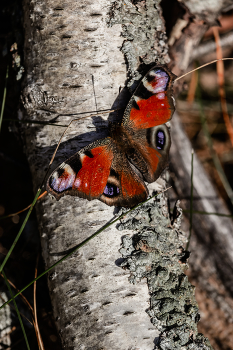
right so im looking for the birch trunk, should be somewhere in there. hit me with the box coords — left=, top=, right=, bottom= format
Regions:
left=21, top=0, right=233, bottom=349
left=22, top=0, right=170, bottom=348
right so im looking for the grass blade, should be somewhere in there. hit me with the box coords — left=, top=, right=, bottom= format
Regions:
left=186, top=149, right=194, bottom=250
left=0, top=189, right=171, bottom=311
left=0, top=277, right=33, bottom=325
left=0, top=66, right=9, bottom=134
left=2, top=269, right=31, bottom=350
left=0, top=189, right=41, bottom=274
left=33, top=255, right=44, bottom=350
left=213, top=27, right=233, bottom=147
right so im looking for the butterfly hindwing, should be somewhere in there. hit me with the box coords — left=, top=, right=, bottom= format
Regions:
left=100, top=154, right=148, bottom=208
left=125, top=123, right=171, bottom=183
left=120, top=66, right=175, bottom=184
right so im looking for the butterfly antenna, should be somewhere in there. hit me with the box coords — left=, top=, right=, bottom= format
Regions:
left=92, top=75, right=98, bottom=112
left=175, top=58, right=233, bottom=82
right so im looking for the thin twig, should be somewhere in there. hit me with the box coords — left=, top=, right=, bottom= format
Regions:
left=92, top=75, right=98, bottom=112
left=1, top=273, right=34, bottom=312
left=1, top=262, right=44, bottom=348
left=186, top=149, right=194, bottom=251
left=0, top=66, right=9, bottom=134
left=187, top=68, right=198, bottom=105
left=4, top=108, right=118, bottom=126
left=197, top=80, right=233, bottom=204
left=3, top=118, right=68, bottom=127
left=0, top=326, right=16, bottom=343
left=0, top=189, right=42, bottom=274
left=192, top=31, right=233, bottom=60
left=213, top=28, right=233, bottom=147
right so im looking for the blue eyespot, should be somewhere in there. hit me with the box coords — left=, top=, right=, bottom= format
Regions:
left=156, top=130, right=165, bottom=150
left=103, top=184, right=120, bottom=197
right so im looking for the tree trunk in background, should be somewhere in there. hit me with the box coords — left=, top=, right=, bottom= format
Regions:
left=169, top=114, right=233, bottom=349
left=167, top=1, right=233, bottom=349
left=21, top=0, right=233, bottom=349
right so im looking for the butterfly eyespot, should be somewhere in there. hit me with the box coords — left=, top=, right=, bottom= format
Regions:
left=147, top=124, right=170, bottom=155
left=103, top=183, right=120, bottom=198
left=50, top=165, right=75, bottom=193
left=156, top=130, right=165, bottom=150
left=143, top=69, right=169, bottom=94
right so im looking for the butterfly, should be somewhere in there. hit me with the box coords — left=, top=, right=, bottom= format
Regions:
left=47, top=65, right=176, bottom=208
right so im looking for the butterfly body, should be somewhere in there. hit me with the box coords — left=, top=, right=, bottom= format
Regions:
left=47, top=65, right=176, bottom=208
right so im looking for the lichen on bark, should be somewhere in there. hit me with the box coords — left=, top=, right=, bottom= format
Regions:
left=118, top=194, right=214, bottom=350
left=107, top=0, right=170, bottom=85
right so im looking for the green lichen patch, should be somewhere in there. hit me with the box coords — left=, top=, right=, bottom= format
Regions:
left=118, top=195, right=214, bottom=350
left=107, top=0, right=170, bottom=86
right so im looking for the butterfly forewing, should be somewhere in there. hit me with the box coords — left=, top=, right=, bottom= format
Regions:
left=122, top=66, right=175, bottom=129
left=47, top=138, right=148, bottom=207
left=47, top=138, right=114, bottom=201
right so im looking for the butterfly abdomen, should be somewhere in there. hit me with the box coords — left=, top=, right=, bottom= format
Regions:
left=109, top=123, right=131, bottom=150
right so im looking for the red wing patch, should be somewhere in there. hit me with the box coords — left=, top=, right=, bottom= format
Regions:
left=47, top=140, right=114, bottom=200
left=73, top=146, right=114, bottom=197
left=129, top=92, right=172, bottom=129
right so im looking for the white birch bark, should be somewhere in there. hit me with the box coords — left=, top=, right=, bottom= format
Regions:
left=0, top=293, right=12, bottom=349
left=22, top=0, right=169, bottom=349
left=21, top=0, right=233, bottom=349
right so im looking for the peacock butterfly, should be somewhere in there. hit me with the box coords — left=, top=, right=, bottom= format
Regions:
left=46, top=65, right=176, bottom=208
